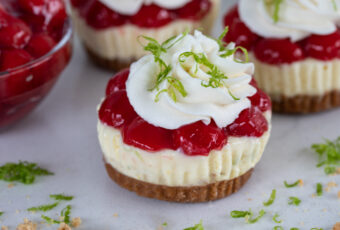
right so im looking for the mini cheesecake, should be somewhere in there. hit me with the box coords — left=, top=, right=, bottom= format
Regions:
left=70, top=0, right=220, bottom=71
left=97, top=31, right=272, bottom=202
left=224, top=0, right=340, bottom=113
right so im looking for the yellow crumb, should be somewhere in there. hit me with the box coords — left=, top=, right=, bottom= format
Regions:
left=17, top=218, right=37, bottom=230
left=328, top=182, right=338, bottom=188
left=15, top=210, right=21, bottom=214
left=338, top=191, right=340, bottom=199
left=71, top=217, right=82, bottom=228
left=247, top=198, right=252, bottom=201
left=113, top=213, right=119, bottom=218
left=325, top=187, right=331, bottom=192
left=298, top=179, right=304, bottom=187
left=7, top=183, right=15, bottom=188
left=1, top=226, right=8, bottom=230
left=311, top=194, right=317, bottom=198
left=323, top=208, right=328, bottom=212
left=58, top=223, right=72, bottom=230
left=333, top=222, right=340, bottom=230
left=336, top=168, right=340, bottom=174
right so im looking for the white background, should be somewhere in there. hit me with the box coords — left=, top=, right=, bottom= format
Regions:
left=1, top=1, right=340, bottom=229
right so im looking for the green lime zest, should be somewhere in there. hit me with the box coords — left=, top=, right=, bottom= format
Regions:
left=273, top=226, right=284, bottom=230
left=316, top=183, right=323, bottom=196
left=288, top=197, right=301, bottom=206
left=273, top=213, right=282, bottom=224
left=138, top=32, right=189, bottom=102
left=0, top=161, right=53, bottom=184
left=263, top=189, right=276, bottom=206
left=311, top=228, right=324, bottom=230
left=0, top=212, right=3, bottom=217
left=61, top=205, right=72, bottom=224
left=42, top=215, right=61, bottom=224
left=245, top=209, right=266, bottom=224
left=332, top=0, right=338, bottom=11
left=284, top=180, right=299, bottom=188
left=27, top=202, right=59, bottom=212
left=230, top=210, right=252, bottom=218
left=50, top=194, right=74, bottom=201
left=183, top=220, right=204, bottom=230
left=179, top=52, right=240, bottom=100
left=162, top=222, right=168, bottom=227
left=290, top=228, right=299, bottom=230
left=311, top=137, right=340, bottom=175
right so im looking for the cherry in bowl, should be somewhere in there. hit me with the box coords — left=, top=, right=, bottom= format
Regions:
left=0, top=20, right=73, bottom=130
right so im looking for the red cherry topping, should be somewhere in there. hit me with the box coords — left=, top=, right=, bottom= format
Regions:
left=223, top=5, right=238, bottom=28
left=302, top=30, right=340, bottom=61
left=99, top=90, right=137, bottom=129
left=174, top=121, right=227, bottom=156
left=130, top=4, right=172, bottom=28
left=84, top=0, right=126, bottom=29
left=25, top=33, right=56, bottom=58
left=106, top=69, right=129, bottom=96
left=176, top=0, right=211, bottom=21
left=0, top=49, right=33, bottom=71
left=249, top=89, right=272, bottom=112
left=254, top=38, right=305, bottom=65
left=225, top=107, right=268, bottom=137
left=0, top=10, right=32, bottom=49
left=123, top=116, right=175, bottom=152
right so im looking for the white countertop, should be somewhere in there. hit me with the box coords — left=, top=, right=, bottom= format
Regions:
left=1, top=1, right=340, bottom=229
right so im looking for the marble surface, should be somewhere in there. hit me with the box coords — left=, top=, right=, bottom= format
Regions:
left=1, top=1, right=340, bottom=229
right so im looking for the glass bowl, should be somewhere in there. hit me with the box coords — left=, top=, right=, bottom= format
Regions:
left=0, top=19, right=73, bottom=130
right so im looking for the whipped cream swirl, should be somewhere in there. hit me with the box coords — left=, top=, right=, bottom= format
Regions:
left=98, top=0, right=191, bottom=15
left=126, top=31, right=256, bottom=130
left=239, top=0, right=340, bottom=42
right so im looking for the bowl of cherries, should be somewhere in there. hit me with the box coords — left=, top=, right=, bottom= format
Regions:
left=0, top=0, right=72, bottom=129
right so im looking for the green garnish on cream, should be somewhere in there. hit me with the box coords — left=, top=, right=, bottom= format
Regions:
left=50, top=194, right=74, bottom=201
left=284, top=180, right=299, bottom=188
left=288, top=197, right=301, bottom=206
left=139, top=32, right=188, bottom=102
left=311, top=137, right=340, bottom=175
left=263, top=189, right=276, bottom=206
left=264, top=0, right=284, bottom=23
left=273, top=213, right=282, bottom=224
left=316, top=183, right=323, bottom=196
left=332, top=0, right=338, bottom=11
left=183, top=220, right=204, bottom=230
left=0, top=161, right=53, bottom=184
left=27, top=202, right=59, bottom=212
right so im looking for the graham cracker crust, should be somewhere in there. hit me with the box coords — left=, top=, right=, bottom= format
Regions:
left=85, top=45, right=135, bottom=71
left=104, top=162, right=254, bottom=203
left=272, top=91, right=340, bottom=114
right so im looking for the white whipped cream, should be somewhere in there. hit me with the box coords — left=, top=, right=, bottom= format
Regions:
left=126, top=31, right=256, bottom=130
left=98, top=0, right=191, bottom=15
left=239, top=0, right=340, bottom=42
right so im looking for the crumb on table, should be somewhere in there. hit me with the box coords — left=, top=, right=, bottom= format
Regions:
left=298, top=179, right=304, bottom=187
left=333, top=222, right=340, bottom=230
left=17, top=218, right=37, bottom=230
left=71, top=217, right=82, bottom=228
left=1, top=226, right=8, bottom=230
left=58, top=223, right=72, bottom=230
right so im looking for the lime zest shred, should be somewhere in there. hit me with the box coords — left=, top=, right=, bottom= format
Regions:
left=49, top=194, right=74, bottom=201
left=273, top=213, right=282, bottom=224
left=27, top=202, right=59, bottom=212
left=284, top=180, right=300, bottom=188
left=183, top=220, right=204, bottom=230
left=316, top=183, right=323, bottom=196
left=245, top=209, right=266, bottom=224
left=273, top=226, right=284, bottom=230
left=230, top=210, right=252, bottom=218
left=263, top=189, right=276, bottom=206
left=288, top=197, right=301, bottom=206
left=41, top=215, right=61, bottom=224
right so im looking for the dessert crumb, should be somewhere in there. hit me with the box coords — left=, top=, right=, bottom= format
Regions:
left=336, top=168, right=340, bottom=174
left=328, top=182, right=338, bottom=187
left=338, top=191, right=340, bottom=199
left=1, top=226, right=8, bottom=230
left=247, top=198, right=252, bottom=201
left=7, top=183, right=15, bottom=188
left=15, top=210, right=21, bottom=214
left=322, top=208, right=328, bottom=212
left=113, top=213, right=119, bottom=218
left=298, top=179, right=304, bottom=187
left=17, top=218, right=37, bottom=230
left=58, top=223, right=72, bottom=230
left=300, top=221, right=304, bottom=226
left=333, top=222, right=340, bottom=230
left=71, top=217, right=82, bottom=228
left=311, top=193, right=316, bottom=198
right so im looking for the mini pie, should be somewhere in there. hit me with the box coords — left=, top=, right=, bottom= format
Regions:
left=224, top=0, right=340, bottom=113
left=70, top=0, right=220, bottom=71
left=97, top=30, right=272, bottom=202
